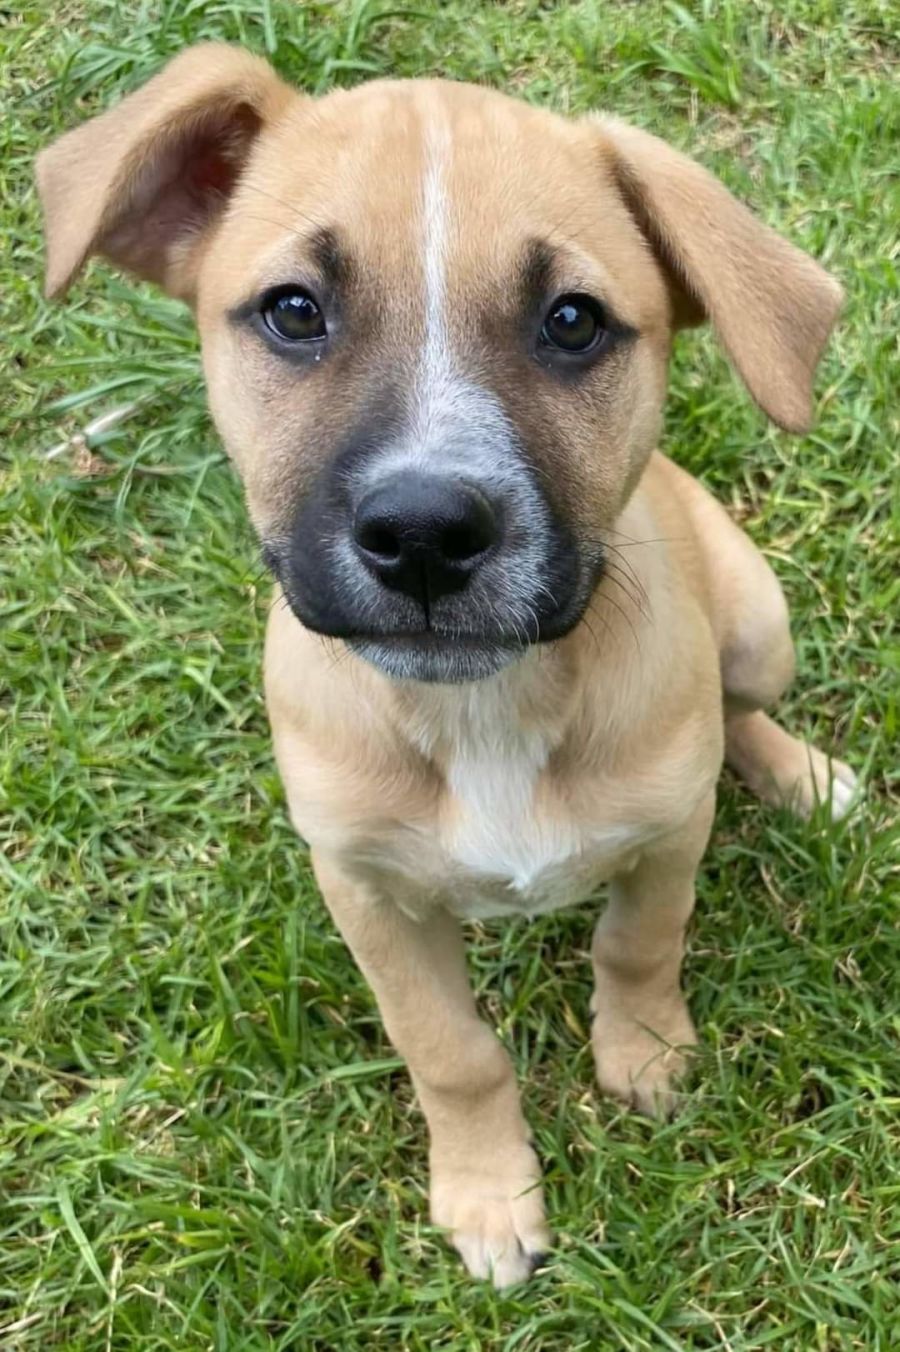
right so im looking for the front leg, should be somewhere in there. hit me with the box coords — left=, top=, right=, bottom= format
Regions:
left=591, top=792, right=715, bottom=1115
left=312, top=851, right=549, bottom=1288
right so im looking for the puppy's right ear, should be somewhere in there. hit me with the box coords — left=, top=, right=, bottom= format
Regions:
left=36, top=43, right=295, bottom=301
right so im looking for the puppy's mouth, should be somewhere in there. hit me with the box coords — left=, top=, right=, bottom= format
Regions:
left=265, top=538, right=600, bottom=685
left=347, top=632, right=524, bottom=684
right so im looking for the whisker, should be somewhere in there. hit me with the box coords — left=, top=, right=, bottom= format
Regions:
left=597, top=527, right=683, bottom=547
left=239, top=180, right=328, bottom=234
left=581, top=609, right=606, bottom=653
left=591, top=588, right=642, bottom=655
left=602, top=557, right=651, bottom=621
left=236, top=212, right=310, bottom=237
left=600, top=542, right=652, bottom=614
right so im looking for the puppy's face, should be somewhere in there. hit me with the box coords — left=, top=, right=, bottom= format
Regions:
left=200, top=82, right=669, bottom=681
left=37, top=46, right=841, bottom=683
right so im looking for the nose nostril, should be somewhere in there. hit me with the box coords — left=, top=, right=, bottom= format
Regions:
left=441, top=524, right=488, bottom=562
left=358, top=523, right=401, bottom=561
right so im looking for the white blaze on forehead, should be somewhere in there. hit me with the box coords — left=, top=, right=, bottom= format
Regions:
left=410, top=107, right=510, bottom=457
left=357, top=106, right=529, bottom=488
left=421, top=112, right=452, bottom=391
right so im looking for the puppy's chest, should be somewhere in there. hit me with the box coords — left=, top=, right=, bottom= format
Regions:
left=380, top=727, right=651, bottom=921
left=437, top=749, right=636, bottom=918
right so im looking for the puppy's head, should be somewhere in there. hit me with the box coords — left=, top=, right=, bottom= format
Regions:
left=38, top=44, right=841, bottom=683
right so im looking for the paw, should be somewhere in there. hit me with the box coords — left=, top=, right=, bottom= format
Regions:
left=430, top=1145, right=550, bottom=1288
left=591, top=991, right=696, bottom=1117
left=792, top=744, right=858, bottom=821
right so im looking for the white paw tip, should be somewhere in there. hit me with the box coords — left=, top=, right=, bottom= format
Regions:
left=828, top=775, right=856, bottom=820
left=453, top=1226, right=551, bottom=1288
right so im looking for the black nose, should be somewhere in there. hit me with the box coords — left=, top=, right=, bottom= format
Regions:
left=353, top=472, right=498, bottom=605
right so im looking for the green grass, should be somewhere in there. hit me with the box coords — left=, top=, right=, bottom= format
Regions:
left=2, top=1, right=898, bottom=1347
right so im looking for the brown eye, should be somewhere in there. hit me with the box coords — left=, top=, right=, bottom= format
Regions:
left=262, top=289, right=326, bottom=342
left=540, top=294, right=606, bottom=353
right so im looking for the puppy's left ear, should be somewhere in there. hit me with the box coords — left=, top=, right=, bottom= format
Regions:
left=595, top=117, right=842, bottom=433
left=36, top=42, right=296, bottom=302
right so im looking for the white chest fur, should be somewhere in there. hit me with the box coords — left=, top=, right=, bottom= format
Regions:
left=398, top=666, right=648, bottom=921
left=444, top=720, right=578, bottom=889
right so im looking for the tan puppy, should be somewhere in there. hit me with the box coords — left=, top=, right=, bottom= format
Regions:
left=38, top=44, right=857, bottom=1288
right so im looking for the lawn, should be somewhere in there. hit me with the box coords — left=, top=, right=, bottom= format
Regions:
left=2, top=1, right=898, bottom=1348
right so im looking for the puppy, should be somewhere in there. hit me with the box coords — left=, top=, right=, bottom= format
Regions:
left=37, top=44, right=857, bottom=1288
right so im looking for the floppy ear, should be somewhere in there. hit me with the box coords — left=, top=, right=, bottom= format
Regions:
left=595, top=117, right=842, bottom=433
left=36, top=43, right=295, bottom=302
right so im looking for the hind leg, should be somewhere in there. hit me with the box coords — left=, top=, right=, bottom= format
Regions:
left=717, top=524, right=857, bottom=820
left=725, top=709, right=856, bottom=819
left=667, top=457, right=858, bottom=820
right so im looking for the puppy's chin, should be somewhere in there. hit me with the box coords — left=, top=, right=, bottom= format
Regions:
left=348, top=636, right=524, bottom=685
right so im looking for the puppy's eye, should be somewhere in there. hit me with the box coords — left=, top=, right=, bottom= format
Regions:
left=540, top=294, right=606, bottom=353
left=262, top=289, right=326, bottom=342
